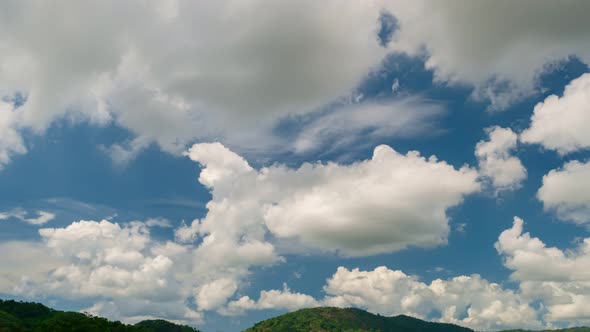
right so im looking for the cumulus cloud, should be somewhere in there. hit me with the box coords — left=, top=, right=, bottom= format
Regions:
left=497, top=217, right=590, bottom=324
left=536, top=161, right=590, bottom=225
left=0, top=1, right=588, bottom=167
left=0, top=0, right=391, bottom=166
left=0, top=241, right=65, bottom=294
left=323, top=266, right=541, bottom=331
left=0, top=209, right=56, bottom=225
left=37, top=220, right=183, bottom=299
left=195, top=278, right=239, bottom=311
left=223, top=266, right=541, bottom=331
left=0, top=219, right=203, bottom=325
left=475, top=126, right=527, bottom=192
left=178, top=142, right=479, bottom=257
left=521, top=73, right=590, bottom=154
left=385, top=0, right=590, bottom=110
left=223, top=284, right=319, bottom=316
left=0, top=208, right=287, bottom=325
left=222, top=217, right=590, bottom=329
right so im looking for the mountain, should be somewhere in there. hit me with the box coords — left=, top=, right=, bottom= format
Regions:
left=244, top=307, right=473, bottom=332
left=0, top=299, right=202, bottom=332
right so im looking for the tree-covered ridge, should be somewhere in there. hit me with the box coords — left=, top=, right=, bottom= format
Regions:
left=2, top=299, right=590, bottom=332
left=0, top=299, right=202, bottom=332
left=244, top=307, right=474, bottom=332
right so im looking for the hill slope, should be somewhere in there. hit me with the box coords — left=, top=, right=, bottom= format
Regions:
left=0, top=299, right=202, bottom=332
left=244, top=307, right=474, bottom=332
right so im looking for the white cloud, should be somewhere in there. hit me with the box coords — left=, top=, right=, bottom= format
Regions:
left=521, top=73, right=590, bottom=154
left=475, top=126, right=527, bottom=193
left=537, top=161, right=590, bottom=225
left=223, top=284, right=319, bottom=316
left=0, top=0, right=391, bottom=166
left=385, top=0, right=590, bottom=110
left=222, top=266, right=541, bottom=331
left=0, top=213, right=283, bottom=324
left=0, top=209, right=55, bottom=225
left=0, top=241, right=66, bottom=294
left=496, top=217, right=590, bottom=324
left=0, top=219, right=202, bottom=325
left=179, top=142, right=479, bottom=257
left=1, top=1, right=588, bottom=166
left=195, top=278, right=238, bottom=311
left=145, top=217, right=172, bottom=228
left=326, top=266, right=541, bottom=331
left=0, top=99, right=26, bottom=168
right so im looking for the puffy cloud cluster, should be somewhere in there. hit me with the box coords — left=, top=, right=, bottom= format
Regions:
left=223, top=217, right=590, bottom=329
left=223, top=284, right=319, bottom=316
left=177, top=142, right=480, bottom=257
left=0, top=219, right=202, bottom=324
left=537, top=161, right=590, bottom=225
left=475, top=126, right=527, bottom=192
left=0, top=241, right=65, bottom=294
left=0, top=140, right=481, bottom=324
left=521, top=73, right=590, bottom=154
left=497, top=217, right=590, bottom=324
left=0, top=0, right=390, bottom=166
left=1, top=1, right=589, bottom=167
left=324, top=266, right=541, bottom=331
left=225, top=266, right=541, bottom=331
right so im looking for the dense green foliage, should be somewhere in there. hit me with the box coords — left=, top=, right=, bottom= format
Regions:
left=0, top=299, right=201, bottom=332
left=244, top=307, right=474, bottom=332
left=134, top=319, right=201, bottom=332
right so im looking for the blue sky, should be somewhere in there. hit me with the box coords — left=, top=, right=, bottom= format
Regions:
left=1, top=2, right=590, bottom=331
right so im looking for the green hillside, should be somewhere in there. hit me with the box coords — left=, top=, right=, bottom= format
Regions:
left=244, top=307, right=473, bottom=332
left=2, top=298, right=590, bottom=332
left=0, top=299, right=202, bottom=332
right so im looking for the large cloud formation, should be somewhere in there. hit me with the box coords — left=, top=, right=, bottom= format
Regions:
left=0, top=0, right=390, bottom=167
left=0, top=219, right=201, bottom=324
left=225, top=266, right=541, bottom=331
left=497, top=217, right=590, bottom=324
left=385, top=0, right=590, bottom=110
left=0, top=141, right=479, bottom=324
left=177, top=142, right=480, bottom=257
left=225, top=217, right=590, bottom=329
left=1, top=1, right=590, bottom=167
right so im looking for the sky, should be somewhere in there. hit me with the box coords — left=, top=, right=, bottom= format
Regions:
left=1, top=1, right=590, bottom=331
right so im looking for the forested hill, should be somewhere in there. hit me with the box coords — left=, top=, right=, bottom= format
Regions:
left=2, top=299, right=590, bottom=332
left=0, top=299, right=201, bottom=332
left=244, top=307, right=473, bottom=332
